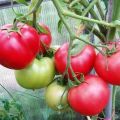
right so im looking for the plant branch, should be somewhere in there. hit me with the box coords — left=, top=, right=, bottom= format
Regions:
left=69, top=0, right=106, bottom=42
left=52, top=0, right=75, bottom=81
left=62, top=10, right=115, bottom=28
left=86, top=24, right=106, bottom=42
left=75, top=36, right=106, bottom=55
left=79, top=0, right=107, bottom=35
left=33, top=11, right=37, bottom=27
left=82, top=0, right=98, bottom=16
left=69, top=0, right=81, bottom=8
left=80, top=0, right=99, bottom=20
left=17, top=0, right=43, bottom=21
left=53, top=0, right=107, bottom=55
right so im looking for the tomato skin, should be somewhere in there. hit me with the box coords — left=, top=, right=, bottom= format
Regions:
left=68, top=75, right=109, bottom=116
left=15, top=57, right=55, bottom=89
left=94, top=44, right=120, bottom=85
left=38, top=23, right=52, bottom=53
left=54, top=43, right=96, bottom=79
left=0, top=24, right=39, bottom=69
left=45, top=81, right=68, bottom=111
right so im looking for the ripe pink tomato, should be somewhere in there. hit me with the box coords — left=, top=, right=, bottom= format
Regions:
left=38, top=23, right=52, bottom=53
left=54, top=42, right=96, bottom=80
left=68, top=75, right=110, bottom=116
left=0, top=23, right=39, bottom=69
left=94, top=42, right=120, bottom=85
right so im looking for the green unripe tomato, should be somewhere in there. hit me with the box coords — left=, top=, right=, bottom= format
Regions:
left=15, top=57, right=55, bottom=89
left=45, top=81, right=68, bottom=111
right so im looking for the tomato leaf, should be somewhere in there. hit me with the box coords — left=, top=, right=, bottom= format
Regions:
left=14, top=0, right=28, bottom=6
left=70, top=35, right=90, bottom=56
left=2, top=100, right=10, bottom=111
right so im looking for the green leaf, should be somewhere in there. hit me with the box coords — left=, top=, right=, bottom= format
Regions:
left=14, top=0, right=28, bottom=6
left=3, top=100, right=10, bottom=112
left=70, top=35, right=90, bottom=56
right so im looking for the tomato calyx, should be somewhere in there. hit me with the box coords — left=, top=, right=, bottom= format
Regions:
left=105, top=45, right=117, bottom=57
left=40, top=41, right=55, bottom=58
left=68, top=73, right=86, bottom=88
left=1, top=23, right=23, bottom=36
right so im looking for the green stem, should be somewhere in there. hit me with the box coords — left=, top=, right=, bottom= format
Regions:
left=70, top=0, right=106, bottom=42
left=82, top=0, right=98, bottom=16
left=62, top=10, right=115, bottom=28
left=17, top=0, right=43, bottom=21
left=75, top=36, right=107, bottom=55
left=112, top=86, right=117, bottom=120
left=107, top=0, right=120, bottom=41
left=80, top=0, right=100, bottom=20
left=33, top=11, right=37, bottom=28
left=96, top=0, right=105, bottom=20
left=86, top=24, right=106, bottom=42
left=69, top=0, right=80, bottom=8
left=69, top=66, right=81, bottom=84
left=53, top=0, right=75, bottom=80
left=79, top=0, right=107, bottom=35
left=53, top=0, right=107, bottom=55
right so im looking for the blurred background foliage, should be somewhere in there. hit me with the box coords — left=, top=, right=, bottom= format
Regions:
left=0, top=0, right=120, bottom=120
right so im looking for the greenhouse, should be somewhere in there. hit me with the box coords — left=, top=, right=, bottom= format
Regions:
left=0, top=0, right=120, bottom=120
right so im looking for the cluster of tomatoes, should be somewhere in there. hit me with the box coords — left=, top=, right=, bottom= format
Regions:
left=0, top=22, right=119, bottom=116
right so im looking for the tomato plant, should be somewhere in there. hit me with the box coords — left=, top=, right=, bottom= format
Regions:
left=38, top=23, right=52, bottom=53
left=2, top=0, right=120, bottom=119
left=68, top=75, right=110, bottom=116
left=0, top=24, right=39, bottom=69
left=45, top=81, right=68, bottom=111
left=94, top=42, right=120, bottom=85
left=15, top=57, right=55, bottom=89
left=54, top=42, right=96, bottom=80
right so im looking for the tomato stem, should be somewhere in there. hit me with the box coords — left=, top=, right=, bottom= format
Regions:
left=62, top=10, right=116, bottom=28
left=53, top=0, right=75, bottom=83
left=33, top=11, right=37, bottom=28
left=15, top=0, right=43, bottom=23
left=96, top=0, right=105, bottom=20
